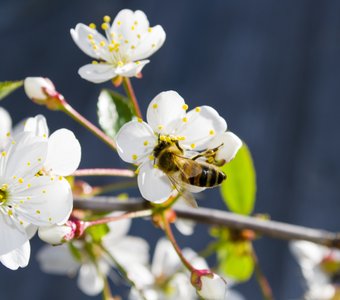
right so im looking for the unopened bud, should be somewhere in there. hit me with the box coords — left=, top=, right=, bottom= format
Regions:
left=191, top=270, right=227, bottom=300
left=38, top=223, right=74, bottom=245
left=24, top=77, right=64, bottom=110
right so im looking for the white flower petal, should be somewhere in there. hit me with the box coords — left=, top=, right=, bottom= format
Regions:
left=1, top=132, right=47, bottom=180
left=78, top=263, right=104, bottom=296
left=198, top=274, right=227, bottom=300
left=70, top=24, right=108, bottom=60
left=146, top=91, right=186, bottom=134
left=23, top=115, right=49, bottom=138
left=127, top=264, right=154, bottom=290
left=45, top=129, right=81, bottom=176
left=105, top=213, right=131, bottom=240
left=78, top=63, right=117, bottom=84
left=25, top=224, right=37, bottom=239
left=174, top=198, right=195, bottom=235
left=0, top=107, right=12, bottom=149
left=152, top=238, right=181, bottom=278
left=131, top=25, right=166, bottom=61
left=179, top=106, right=227, bottom=151
left=116, top=120, right=156, bottom=164
left=106, top=236, right=149, bottom=267
left=0, top=240, right=30, bottom=270
left=208, top=131, right=242, bottom=163
left=137, top=161, right=173, bottom=203
left=15, top=176, right=72, bottom=226
left=290, top=241, right=326, bottom=268
left=36, top=244, right=79, bottom=275
left=182, top=248, right=208, bottom=270
left=115, top=60, right=149, bottom=77
left=111, top=10, right=148, bottom=45
left=0, top=213, right=27, bottom=256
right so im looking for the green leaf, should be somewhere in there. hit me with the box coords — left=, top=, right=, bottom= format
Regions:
left=85, top=223, right=110, bottom=243
left=97, top=89, right=135, bottom=139
left=0, top=80, right=23, bottom=100
left=218, top=240, right=254, bottom=281
left=220, top=143, right=256, bottom=215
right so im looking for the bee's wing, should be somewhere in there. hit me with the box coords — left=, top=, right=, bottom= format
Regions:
left=167, top=174, right=198, bottom=208
left=172, top=155, right=203, bottom=178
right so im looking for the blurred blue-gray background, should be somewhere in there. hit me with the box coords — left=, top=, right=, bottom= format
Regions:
left=1, top=0, right=340, bottom=299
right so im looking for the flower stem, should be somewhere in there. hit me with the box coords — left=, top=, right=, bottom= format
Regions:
left=161, top=211, right=195, bottom=272
left=102, top=276, right=113, bottom=300
left=252, top=250, right=274, bottom=300
left=73, top=168, right=135, bottom=177
left=122, top=77, right=142, bottom=119
left=86, top=209, right=152, bottom=227
left=61, top=102, right=116, bottom=151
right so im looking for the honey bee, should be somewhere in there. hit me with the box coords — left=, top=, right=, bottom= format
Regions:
left=153, top=135, right=226, bottom=205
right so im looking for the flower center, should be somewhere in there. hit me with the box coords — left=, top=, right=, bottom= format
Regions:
left=0, top=184, right=8, bottom=205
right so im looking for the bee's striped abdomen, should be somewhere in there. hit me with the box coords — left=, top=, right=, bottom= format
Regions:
left=187, top=165, right=226, bottom=187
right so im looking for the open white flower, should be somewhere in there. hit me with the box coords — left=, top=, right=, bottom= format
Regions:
left=37, top=215, right=149, bottom=296
left=130, top=238, right=243, bottom=300
left=0, top=132, right=73, bottom=270
left=129, top=238, right=204, bottom=300
left=115, top=90, right=242, bottom=203
left=290, top=241, right=340, bottom=300
left=71, top=9, right=166, bottom=83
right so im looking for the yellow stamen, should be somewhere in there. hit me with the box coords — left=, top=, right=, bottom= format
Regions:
left=152, top=103, right=158, bottom=109
left=182, top=104, right=188, bottom=110
left=103, top=15, right=111, bottom=23
left=195, top=107, right=201, bottom=112
left=101, top=23, right=109, bottom=30
left=89, top=23, right=96, bottom=29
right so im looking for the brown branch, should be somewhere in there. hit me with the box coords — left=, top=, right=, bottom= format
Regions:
left=73, top=196, right=340, bottom=249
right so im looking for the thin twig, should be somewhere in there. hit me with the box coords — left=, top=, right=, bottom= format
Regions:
left=74, top=196, right=340, bottom=249
left=73, top=168, right=135, bottom=177
left=122, top=77, right=142, bottom=119
left=252, top=250, right=274, bottom=300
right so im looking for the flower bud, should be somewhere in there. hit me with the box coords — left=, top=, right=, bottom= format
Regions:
left=24, top=77, right=56, bottom=102
left=191, top=270, right=227, bottom=300
left=38, top=223, right=74, bottom=245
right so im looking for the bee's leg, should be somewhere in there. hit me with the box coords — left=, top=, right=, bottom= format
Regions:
left=191, top=144, right=225, bottom=165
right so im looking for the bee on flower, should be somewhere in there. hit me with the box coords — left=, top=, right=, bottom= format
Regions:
left=115, top=91, right=242, bottom=204
left=71, top=9, right=166, bottom=83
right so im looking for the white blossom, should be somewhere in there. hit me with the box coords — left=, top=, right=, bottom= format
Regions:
left=290, top=241, right=340, bottom=300
left=130, top=238, right=243, bottom=300
left=129, top=238, right=203, bottom=300
left=0, top=132, right=73, bottom=270
left=70, top=9, right=166, bottom=83
left=115, top=90, right=242, bottom=203
left=37, top=215, right=149, bottom=296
